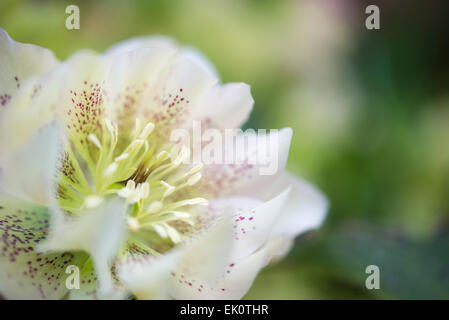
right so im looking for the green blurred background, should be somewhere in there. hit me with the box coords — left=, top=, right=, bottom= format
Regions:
left=1, top=0, right=448, bottom=299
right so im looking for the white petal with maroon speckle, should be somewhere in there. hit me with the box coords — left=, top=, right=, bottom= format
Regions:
left=170, top=245, right=267, bottom=300
left=117, top=219, right=233, bottom=300
left=197, top=128, right=293, bottom=198
left=135, top=52, right=218, bottom=137
left=209, top=187, right=291, bottom=263
left=117, top=249, right=180, bottom=299
left=0, top=193, right=88, bottom=299
left=38, top=198, right=127, bottom=297
left=69, top=259, right=129, bottom=300
left=190, top=82, right=254, bottom=130
left=105, top=46, right=176, bottom=131
left=0, top=29, right=58, bottom=108
left=168, top=220, right=233, bottom=299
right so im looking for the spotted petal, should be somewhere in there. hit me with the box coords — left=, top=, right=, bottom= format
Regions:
left=190, top=82, right=254, bottom=130
left=197, top=127, right=292, bottom=198
left=208, top=187, right=291, bottom=263
left=39, top=198, right=127, bottom=297
left=0, top=193, right=88, bottom=299
left=0, top=29, right=58, bottom=108
left=118, top=219, right=233, bottom=300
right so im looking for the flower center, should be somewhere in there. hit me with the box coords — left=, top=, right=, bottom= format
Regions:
left=57, top=117, right=207, bottom=253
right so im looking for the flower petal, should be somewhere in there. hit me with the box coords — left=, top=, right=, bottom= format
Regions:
left=0, top=123, right=61, bottom=206
left=173, top=246, right=267, bottom=300
left=262, top=235, right=294, bottom=267
left=135, top=51, right=218, bottom=138
left=55, top=46, right=217, bottom=147
left=69, top=259, right=129, bottom=300
left=0, top=29, right=58, bottom=108
left=207, top=247, right=267, bottom=299
left=269, top=172, right=329, bottom=238
left=105, top=36, right=177, bottom=56
left=191, top=82, right=254, bottom=130
left=197, top=127, right=293, bottom=198
left=105, top=46, right=176, bottom=132
left=105, top=36, right=218, bottom=78
left=169, top=219, right=233, bottom=299
left=38, top=198, right=128, bottom=297
left=117, top=249, right=180, bottom=299
left=208, top=187, right=291, bottom=263
left=0, top=193, right=88, bottom=299
left=117, top=220, right=233, bottom=300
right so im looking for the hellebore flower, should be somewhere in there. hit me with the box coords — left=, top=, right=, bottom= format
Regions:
left=0, top=29, right=328, bottom=299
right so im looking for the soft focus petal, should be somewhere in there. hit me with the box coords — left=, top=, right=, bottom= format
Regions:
left=262, top=235, right=294, bottom=266
left=39, top=198, right=127, bottom=297
left=135, top=52, right=218, bottom=137
left=0, top=193, right=88, bottom=299
left=208, top=187, right=291, bottom=262
left=197, top=127, right=292, bottom=198
left=69, top=259, right=129, bottom=300
left=0, top=28, right=58, bottom=107
left=118, top=219, right=233, bottom=300
left=172, top=246, right=266, bottom=300
left=105, top=36, right=218, bottom=77
left=105, top=46, right=176, bottom=132
left=191, top=82, right=254, bottom=130
left=105, top=36, right=177, bottom=56
left=168, top=219, right=233, bottom=299
left=208, top=247, right=267, bottom=299
left=117, top=249, right=180, bottom=299
left=0, top=124, right=61, bottom=206
left=269, top=172, right=328, bottom=238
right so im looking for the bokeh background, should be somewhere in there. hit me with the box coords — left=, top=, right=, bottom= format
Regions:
left=1, top=0, right=448, bottom=299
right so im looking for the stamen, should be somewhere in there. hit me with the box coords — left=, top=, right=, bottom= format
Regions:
left=147, top=201, right=163, bottom=213
left=160, top=180, right=175, bottom=198
left=129, top=139, right=145, bottom=150
left=186, top=163, right=203, bottom=175
left=156, top=150, right=167, bottom=159
left=118, top=180, right=150, bottom=204
left=88, top=134, right=102, bottom=149
left=114, top=153, right=129, bottom=162
left=134, top=118, right=143, bottom=136
left=187, top=172, right=202, bottom=186
left=139, top=182, right=150, bottom=199
left=126, top=180, right=136, bottom=189
left=138, top=122, right=155, bottom=140
left=104, top=162, right=118, bottom=176
left=104, top=118, right=117, bottom=140
left=185, top=197, right=209, bottom=206
left=153, top=224, right=167, bottom=238
left=172, top=211, right=191, bottom=219
left=163, top=223, right=181, bottom=243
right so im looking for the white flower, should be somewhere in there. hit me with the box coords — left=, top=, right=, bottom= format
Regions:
left=0, top=29, right=328, bottom=299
